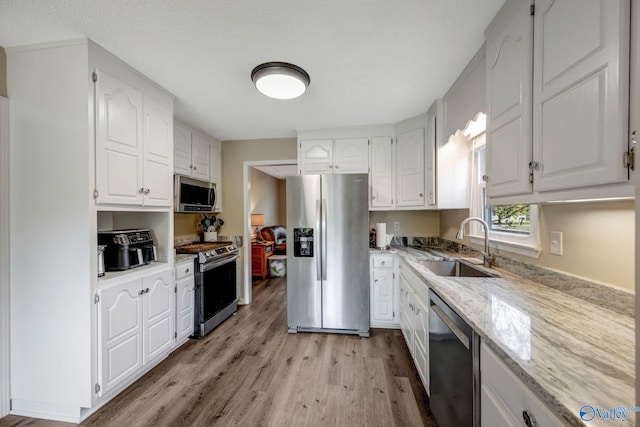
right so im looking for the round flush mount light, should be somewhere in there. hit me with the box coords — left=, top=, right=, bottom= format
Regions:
left=251, top=62, right=310, bottom=100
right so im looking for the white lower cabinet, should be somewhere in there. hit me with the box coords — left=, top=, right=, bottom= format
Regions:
left=481, top=342, right=565, bottom=427
left=97, top=266, right=174, bottom=397
left=370, top=253, right=399, bottom=327
left=175, top=258, right=195, bottom=344
left=398, top=259, right=430, bottom=396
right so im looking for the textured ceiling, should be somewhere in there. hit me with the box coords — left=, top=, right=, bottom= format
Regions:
left=0, top=0, right=505, bottom=141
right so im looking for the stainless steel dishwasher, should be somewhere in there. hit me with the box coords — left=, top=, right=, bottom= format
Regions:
left=429, top=290, right=480, bottom=427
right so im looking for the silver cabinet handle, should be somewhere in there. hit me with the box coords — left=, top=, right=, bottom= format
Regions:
left=328, top=164, right=334, bottom=169
left=189, top=165, right=193, bottom=169
left=415, top=308, right=421, bottom=316
left=482, top=174, right=489, bottom=182
left=374, top=279, right=379, bottom=283
left=145, top=188, right=150, bottom=194
left=139, top=188, right=145, bottom=194
left=193, top=166, right=197, bottom=170
left=371, top=195, right=376, bottom=200
left=522, top=410, right=536, bottom=427
left=528, top=161, right=539, bottom=171
left=185, top=268, right=190, bottom=274
left=144, top=288, right=150, bottom=294
left=409, top=303, right=414, bottom=311
left=138, top=289, right=144, bottom=295
left=419, top=193, right=423, bottom=197
left=335, top=165, right=339, bottom=169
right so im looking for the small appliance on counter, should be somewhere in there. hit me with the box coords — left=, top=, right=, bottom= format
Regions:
left=98, top=229, right=157, bottom=272
left=97, top=245, right=106, bottom=277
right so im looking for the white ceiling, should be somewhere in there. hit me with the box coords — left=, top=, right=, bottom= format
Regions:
left=0, top=0, right=505, bottom=141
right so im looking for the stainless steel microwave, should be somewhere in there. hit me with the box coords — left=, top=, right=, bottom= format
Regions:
left=174, top=175, right=216, bottom=213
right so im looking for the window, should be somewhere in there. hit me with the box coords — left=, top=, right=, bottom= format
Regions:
left=468, top=126, right=540, bottom=258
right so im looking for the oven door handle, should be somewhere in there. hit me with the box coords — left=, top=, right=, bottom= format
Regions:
left=431, top=304, right=470, bottom=350
left=201, top=254, right=239, bottom=271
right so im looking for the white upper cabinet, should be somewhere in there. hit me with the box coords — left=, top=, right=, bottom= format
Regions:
left=173, top=122, right=215, bottom=183
left=485, top=0, right=631, bottom=203
left=95, top=70, right=144, bottom=205
left=298, top=138, right=369, bottom=174
left=396, top=127, right=426, bottom=208
left=191, top=133, right=211, bottom=182
left=95, top=69, right=173, bottom=207
left=333, top=138, right=369, bottom=173
left=298, top=139, right=333, bottom=174
left=173, top=123, right=192, bottom=176
left=142, top=96, right=173, bottom=207
left=532, top=0, right=630, bottom=192
left=210, top=139, right=222, bottom=183
left=485, top=0, right=533, bottom=198
left=369, top=137, right=394, bottom=209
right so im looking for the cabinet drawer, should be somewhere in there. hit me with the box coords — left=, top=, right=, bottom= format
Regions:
left=372, top=254, right=394, bottom=268
left=481, top=343, right=565, bottom=427
left=175, top=260, right=195, bottom=280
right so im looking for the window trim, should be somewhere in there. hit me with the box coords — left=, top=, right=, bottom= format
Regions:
left=468, top=131, right=541, bottom=259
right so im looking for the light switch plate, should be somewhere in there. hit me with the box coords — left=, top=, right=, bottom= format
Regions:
left=393, top=222, right=400, bottom=232
left=549, top=231, right=563, bottom=255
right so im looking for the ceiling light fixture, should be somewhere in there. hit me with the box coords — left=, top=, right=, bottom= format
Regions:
left=251, top=62, right=310, bottom=100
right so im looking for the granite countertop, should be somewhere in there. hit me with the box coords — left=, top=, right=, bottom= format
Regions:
left=382, top=246, right=635, bottom=427
left=175, top=253, right=197, bottom=263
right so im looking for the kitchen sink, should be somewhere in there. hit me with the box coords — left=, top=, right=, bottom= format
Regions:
left=418, top=260, right=496, bottom=278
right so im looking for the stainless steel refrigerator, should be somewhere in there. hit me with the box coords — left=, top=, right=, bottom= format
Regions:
left=286, top=173, right=370, bottom=337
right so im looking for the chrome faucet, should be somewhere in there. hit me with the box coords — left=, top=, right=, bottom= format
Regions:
left=456, top=217, right=494, bottom=267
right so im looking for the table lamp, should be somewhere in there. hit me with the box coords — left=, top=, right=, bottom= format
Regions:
left=251, top=214, right=265, bottom=241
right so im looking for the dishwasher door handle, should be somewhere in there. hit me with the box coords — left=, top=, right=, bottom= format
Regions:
left=431, top=304, right=470, bottom=350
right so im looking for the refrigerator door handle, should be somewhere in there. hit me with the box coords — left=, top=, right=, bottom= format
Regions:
left=316, top=199, right=322, bottom=281
left=321, top=198, right=327, bottom=280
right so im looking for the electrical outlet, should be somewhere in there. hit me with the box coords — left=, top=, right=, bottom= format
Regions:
left=549, top=231, right=563, bottom=256
left=393, top=222, right=400, bottom=232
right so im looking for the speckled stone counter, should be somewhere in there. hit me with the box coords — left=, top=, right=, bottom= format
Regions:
left=175, top=253, right=197, bottom=264
left=391, top=246, right=634, bottom=427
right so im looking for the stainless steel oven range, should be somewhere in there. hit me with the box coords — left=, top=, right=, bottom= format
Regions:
left=175, top=241, right=239, bottom=338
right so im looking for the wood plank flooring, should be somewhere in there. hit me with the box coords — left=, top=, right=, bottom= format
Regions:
left=0, top=277, right=435, bottom=427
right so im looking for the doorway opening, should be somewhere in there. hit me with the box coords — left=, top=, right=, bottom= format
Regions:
left=242, top=160, right=296, bottom=305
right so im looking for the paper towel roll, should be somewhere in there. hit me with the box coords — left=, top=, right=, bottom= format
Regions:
left=375, top=223, right=386, bottom=248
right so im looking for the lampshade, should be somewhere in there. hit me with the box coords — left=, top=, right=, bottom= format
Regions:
left=251, top=62, right=310, bottom=100
left=251, top=214, right=265, bottom=227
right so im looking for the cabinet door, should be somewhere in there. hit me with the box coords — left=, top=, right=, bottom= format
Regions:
left=425, top=102, right=439, bottom=206
left=210, top=139, right=222, bottom=183
left=485, top=0, right=533, bottom=198
left=398, top=276, right=414, bottom=353
left=371, top=268, right=394, bottom=323
left=333, top=138, right=369, bottom=173
left=142, top=96, right=173, bottom=207
left=369, top=137, right=394, bottom=208
left=174, top=123, right=192, bottom=176
left=413, top=296, right=429, bottom=393
left=97, top=278, right=142, bottom=396
left=176, top=275, right=195, bottom=343
left=298, top=140, right=333, bottom=174
left=396, top=128, right=426, bottom=207
left=532, top=0, right=630, bottom=191
left=191, top=133, right=211, bottom=182
left=481, top=384, right=521, bottom=427
left=142, top=268, right=174, bottom=364
left=95, top=69, right=144, bottom=205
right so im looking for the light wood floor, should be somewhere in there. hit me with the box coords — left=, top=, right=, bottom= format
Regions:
left=0, top=277, right=435, bottom=427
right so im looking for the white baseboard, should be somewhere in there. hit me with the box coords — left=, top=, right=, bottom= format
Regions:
left=10, top=399, right=82, bottom=424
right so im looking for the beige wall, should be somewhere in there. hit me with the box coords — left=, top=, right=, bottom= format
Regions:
left=0, top=47, right=6, bottom=97
left=221, top=138, right=297, bottom=238
left=174, top=213, right=200, bottom=240
left=250, top=167, right=281, bottom=228
left=369, top=210, right=440, bottom=237
left=441, top=201, right=635, bottom=290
